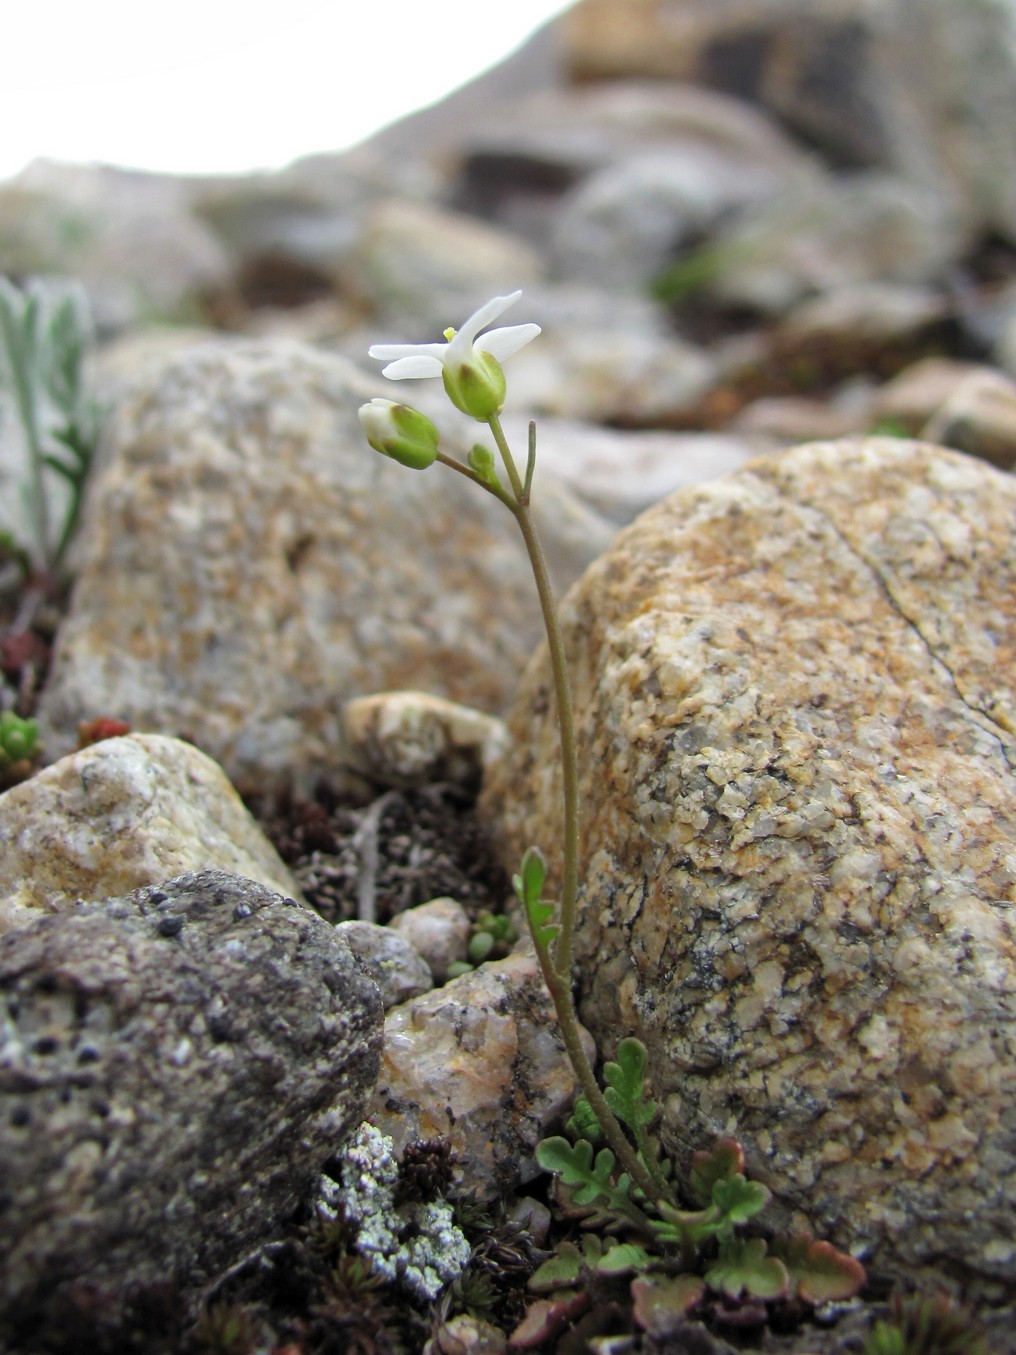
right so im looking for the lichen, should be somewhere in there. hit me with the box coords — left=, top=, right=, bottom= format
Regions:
left=317, top=1121, right=471, bottom=1302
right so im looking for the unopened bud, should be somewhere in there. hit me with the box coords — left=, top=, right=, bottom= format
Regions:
left=359, top=398, right=440, bottom=469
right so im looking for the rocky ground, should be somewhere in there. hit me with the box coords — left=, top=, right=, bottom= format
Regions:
left=2, top=1, right=1015, bottom=1352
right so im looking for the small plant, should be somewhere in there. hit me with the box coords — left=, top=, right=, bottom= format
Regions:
left=525, top=1053, right=863, bottom=1336
left=0, top=709, right=40, bottom=785
left=360, top=293, right=866, bottom=1343
left=863, top=1290, right=990, bottom=1355
left=361, top=291, right=668, bottom=1204
left=0, top=277, right=100, bottom=584
left=447, top=908, right=519, bottom=978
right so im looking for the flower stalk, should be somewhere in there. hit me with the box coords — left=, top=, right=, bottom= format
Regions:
left=362, top=291, right=673, bottom=1210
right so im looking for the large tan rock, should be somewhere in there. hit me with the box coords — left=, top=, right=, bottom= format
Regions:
left=481, top=439, right=1016, bottom=1288
left=0, top=733, right=302, bottom=935
left=37, top=338, right=611, bottom=794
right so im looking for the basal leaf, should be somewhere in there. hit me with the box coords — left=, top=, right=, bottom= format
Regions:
left=631, top=1273, right=706, bottom=1335
left=712, top=1173, right=769, bottom=1225
left=528, top=1242, right=584, bottom=1293
left=772, top=1235, right=866, bottom=1304
left=689, top=1138, right=744, bottom=1206
left=705, top=1237, right=789, bottom=1302
left=535, top=1137, right=617, bottom=1208
left=596, top=1243, right=654, bottom=1276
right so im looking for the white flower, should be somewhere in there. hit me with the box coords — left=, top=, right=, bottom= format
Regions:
left=368, top=290, right=540, bottom=419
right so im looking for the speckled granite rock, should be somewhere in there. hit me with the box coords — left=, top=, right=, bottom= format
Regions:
left=369, top=948, right=588, bottom=1200
left=481, top=438, right=1016, bottom=1289
left=36, top=338, right=611, bottom=793
left=0, top=870, right=383, bottom=1343
left=0, top=733, right=303, bottom=936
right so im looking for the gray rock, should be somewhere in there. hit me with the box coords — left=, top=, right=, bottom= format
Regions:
left=922, top=367, right=1016, bottom=470
left=388, top=897, right=472, bottom=983
left=499, top=414, right=765, bottom=524
left=702, top=173, right=963, bottom=315
left=548, top=144, right=809, bottom=292
left=0, top=733, right=303, bottom=937
left=36, top=337, right=612, bottom=794
left=0, top=160, right=230, bottom=333
left=481, top=438, right=1016, bottom=1290
left=564, top=0, right=1016, bottom=242
left=335, top=919, right=434, bottom=1008
left=452, top=81, right=815, bottom=250
left=496, top=283, right=717, bottom=424
left=0, top=870, right=383, bottom=1341
left=347, top=197, right=545, bottom=333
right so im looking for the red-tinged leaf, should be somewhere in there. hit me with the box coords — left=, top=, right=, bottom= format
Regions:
left=774, top=1236, right=866, bottom=1303
left=690, top=1138, right=745, bottom=1205
left=508, top=1292, right=590, bottom=1349
left=630, top=1274, right=706, bottom=1335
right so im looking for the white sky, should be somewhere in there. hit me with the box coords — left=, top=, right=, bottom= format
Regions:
left=0, top=0, right=573, bottom=182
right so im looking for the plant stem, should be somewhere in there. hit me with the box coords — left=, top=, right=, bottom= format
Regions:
left=487, top=414, right=580, bottom=970
left=486, top=413, right=675, bottom=1209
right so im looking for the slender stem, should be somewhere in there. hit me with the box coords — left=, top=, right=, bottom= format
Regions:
left=485, top=411, right=676, bottom=1210
left=435, top=449, right=512, bottom=508
left=535, top=940, right=661, bottom=1203
left=487, top=414, right=580, bottom=974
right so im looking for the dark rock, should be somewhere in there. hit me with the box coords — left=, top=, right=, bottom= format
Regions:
left=0, top=869, right=383, bottom=1344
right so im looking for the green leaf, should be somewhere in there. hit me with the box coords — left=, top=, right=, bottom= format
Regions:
left=528, top=1242, right=584, bottom=1293
left=535, top=1136, right=631, bottom=1212
left=513, top=846, right=559, bottom=952
left=650, top=1199, right=725, bottom=1248
left=468, top=930, right=495, bottom=963
left=603, top=1037, right=657, bottom=1132
left=565, top=1096, right=604, bottom=1144
left=689, top=1138, right=744, bottom=1206
left=595, top=1243, right=654, bottom=1276
left=711, top=1173, right=769, bottom=1226
left=536, top=1132, right=617, bottom=1208
left=705, top=1237, right=789, bottom=1302
left=773, top=1236, right=866, bottom=1304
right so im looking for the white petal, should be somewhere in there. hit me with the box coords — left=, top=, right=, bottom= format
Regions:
left=476, top=322, right=541, bottom=362
left=456, top=290, right=522, bottom=345
left=369, top=341, right=447, bottom=361
left=379, top=354, right=445, bottom=379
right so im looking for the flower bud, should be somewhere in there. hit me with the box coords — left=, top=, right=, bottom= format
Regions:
left=467, top=443, right=501, bottom=489
left=359, top=398, right=439, bottom=469
left=441, top=350, right=507, bottom=420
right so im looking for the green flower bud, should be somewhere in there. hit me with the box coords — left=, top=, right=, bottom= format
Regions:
left=467, top=443, right=502, bottom=489
left=441, top=350, right=507, bottom=420
left=359, top=398, right=440, bottom=469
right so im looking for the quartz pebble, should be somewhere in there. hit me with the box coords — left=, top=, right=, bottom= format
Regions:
left=388, top=896, right=472, bottom=983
